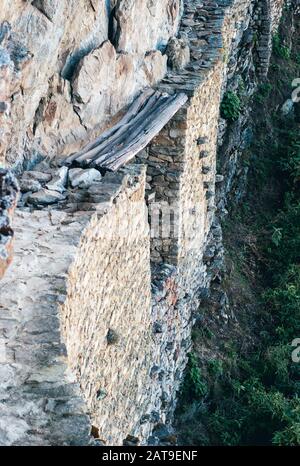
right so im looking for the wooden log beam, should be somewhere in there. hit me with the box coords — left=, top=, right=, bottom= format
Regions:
left=64, top=88, right=155, bottom=165
left=88, top=95, right=171, bottom=168
left=74, top=91, right=164, bottom=166
left=64, top=90, right=188, bottom=172
left=98, top=92, right=188, bottom=171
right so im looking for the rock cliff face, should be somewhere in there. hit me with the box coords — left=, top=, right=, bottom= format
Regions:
left=0, top=0, right=181, bottom=169
left=0, top=0, right=290, bottom=447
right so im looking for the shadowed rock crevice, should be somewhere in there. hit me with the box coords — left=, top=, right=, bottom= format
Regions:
left=31, top=0, right=54, bottom=23
left=0, top=169, right=18, bottom=279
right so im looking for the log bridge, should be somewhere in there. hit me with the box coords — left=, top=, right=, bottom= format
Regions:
left=64, top=89, right=188, bottom=172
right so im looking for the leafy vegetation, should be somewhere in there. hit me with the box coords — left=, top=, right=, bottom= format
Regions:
left=181, top=352, right=208, bottom=400
left=255, top=83, right=273, bottom=104
left=273, top=33, right=291, bottom=60
left=221, top=91, right=241, bottom=121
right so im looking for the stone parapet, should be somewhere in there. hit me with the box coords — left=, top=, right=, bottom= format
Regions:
left=0, top=165, right=153, bottom=445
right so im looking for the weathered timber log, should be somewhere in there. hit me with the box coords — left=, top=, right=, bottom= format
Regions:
left=65, top=88, right=155, bottom=165
left=88, top=94, right=171, bottom=167
left=75, top=91, right=164, bottom=166
left=91, top=94, right=180, bottom=168
left=64, top=90, right=188, bottom=172
left=100, top=93, right=188, bottom=171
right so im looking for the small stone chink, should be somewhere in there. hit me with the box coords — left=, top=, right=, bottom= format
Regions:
left=196, top=136, right=208, bottom=145
left=96, top=388, right=108, bottom=401
left=206, top=190, right=214, bottom=200
left=106, top=328, right=119, bottom=345
left=91, top=425, right=100, bottom=439
left=202, top=165, right=211, bottom=174
left=153, top=321, right=163, bottom=334
left=123, top=435, right=140, bottom=446
left=199, top=150, right=209, bottom=159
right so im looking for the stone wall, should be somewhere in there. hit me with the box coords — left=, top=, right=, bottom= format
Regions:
left=134, top=0, right=287, bottom=440
left=137, top=0, right=256, bottom=265
left=254, top=0, right=288, bottom=77
left=271, top=0, right=287, bottom=31
left=0, top=207, right=92, bottom=445
left=60, top=168, right=153, bottom=445
left=0, top=159, right=207, bottom=446
left=136, top=0, right=287, bottom=266
left=0, top=0, right=182, bottom=169
left=0, top=165, right=159, bottom=445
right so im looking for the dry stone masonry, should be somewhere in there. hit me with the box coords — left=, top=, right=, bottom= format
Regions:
left=0, top=0, right=288, bottom=446
left=0, top=165, right=151, bottom=445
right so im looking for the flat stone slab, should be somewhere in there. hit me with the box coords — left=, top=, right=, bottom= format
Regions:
left=69, top=168, right=101, bottom=189
left=46, top=166, right=68, bottom=193
left=26, top=189, right=66, bottom=206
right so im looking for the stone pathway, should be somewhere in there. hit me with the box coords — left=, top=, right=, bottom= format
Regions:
left=0, top=209, right=91, bottom=445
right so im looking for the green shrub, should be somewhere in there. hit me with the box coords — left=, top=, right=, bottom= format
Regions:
left=255, top=83, right=273, bottom=104
left=273, top=34, right=291, bottom=59
left=273, top=423, right=300, bottom=446
left=221, top=91, right=241, bottom=121
left=208, top=410, right=243, bottom=446
left=181, top=353, right=208, bottom=400
left=208, top=359, right=224, bottom=378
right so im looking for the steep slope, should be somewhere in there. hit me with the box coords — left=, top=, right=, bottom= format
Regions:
left=175, top=4, right=300, bottom=446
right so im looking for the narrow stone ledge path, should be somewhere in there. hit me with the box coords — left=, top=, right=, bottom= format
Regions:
left=0, top=209, right=91, bottom=445
left=0, top=165, right=150, bottom=446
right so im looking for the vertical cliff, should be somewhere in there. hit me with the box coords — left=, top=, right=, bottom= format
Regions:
left=0, top=170, right=18, bottom=279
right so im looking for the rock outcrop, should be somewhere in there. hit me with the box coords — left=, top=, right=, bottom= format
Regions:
left=0, top=0, right=182, bottom=170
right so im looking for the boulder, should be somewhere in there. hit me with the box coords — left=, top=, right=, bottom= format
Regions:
left=22, top=170, right=52, bottom=184
left=141, top=51, right=168, bottom=86
left=69, top=168, right=101, bottom=189
left=26, top=189, right=66, bottom=206
left=46, top=166, right=68, bottom=193
left=72, top=41, right=116, bottom=130
left=166, top=36, right=190, bottom=71
left=20, top=178, right=41, bottom=193
left=115, top=0, right=181, bottom=54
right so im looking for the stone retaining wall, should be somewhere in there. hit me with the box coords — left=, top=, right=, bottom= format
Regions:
left=0, top=166, right=155, bottom=445
left=60, top=167, right=153, bottom=445
left=137, top=0, right=286, bottom=265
